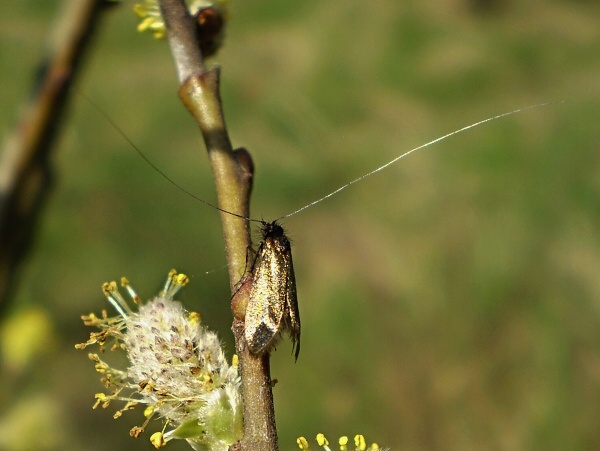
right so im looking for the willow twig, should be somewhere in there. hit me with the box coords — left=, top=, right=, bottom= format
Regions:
left=0, top=0, right=111, bottom=313
left=158, top=1, right=279, bottom=449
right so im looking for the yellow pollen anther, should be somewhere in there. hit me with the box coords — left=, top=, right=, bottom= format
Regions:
left=175, top=273, right=189, bottom=286
left=339, top=436, right=349, bottom=449
left=317, top=433, right=329, bottom=446
left=101, top=281, right=117, bottom=295
left=189, top=311, right=201, bottom=324
left=150, top=431, right=166, bottom=448
left=354, top=435, right=366, bottom=450
left=297, top=436, right=310, bottom=449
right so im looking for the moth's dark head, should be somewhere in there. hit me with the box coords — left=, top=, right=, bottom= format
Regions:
left=261, top=220, right=285, bottom=239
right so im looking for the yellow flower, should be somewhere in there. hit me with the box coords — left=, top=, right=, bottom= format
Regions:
left=133, top=0, right=230, bottom=57
left=297, top=433, right=384, bottom=451
left=77, top=270, right=242, bottom=450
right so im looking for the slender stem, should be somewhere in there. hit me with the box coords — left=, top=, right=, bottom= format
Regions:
left=0, top=0, right=110, bottom=313
left=178, top=72, right=252, bottom=285
left=159, top=0, right=205, bottom=81
left=158, top=1, right=278, bottom=449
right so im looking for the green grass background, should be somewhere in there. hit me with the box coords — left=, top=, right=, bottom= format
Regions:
left=2, top=0, right=600, bottom=450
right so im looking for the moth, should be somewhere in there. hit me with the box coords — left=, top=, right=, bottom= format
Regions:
left=87, top=98, right=557, bottom=361
left=239, top=104, right=557, bottom=361
left=245, top=221, right=301, bottom=361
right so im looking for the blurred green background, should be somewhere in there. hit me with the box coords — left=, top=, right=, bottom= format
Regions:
left=2, top=0, right=600, bottom=450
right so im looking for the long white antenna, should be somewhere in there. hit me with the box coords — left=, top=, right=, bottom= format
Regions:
left=82, top=92, right=561, bottom=223
left=278, top=101, right=562, bottom=220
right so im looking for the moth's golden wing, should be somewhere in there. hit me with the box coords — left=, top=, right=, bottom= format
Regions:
left=245, top=237, right=287, bottom=355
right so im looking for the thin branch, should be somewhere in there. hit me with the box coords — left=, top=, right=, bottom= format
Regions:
left=0, top=0, right=111, bottom=313
left=157, top=1, right=279, bottom=449
left=159, top=0, right=205, bottom=81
